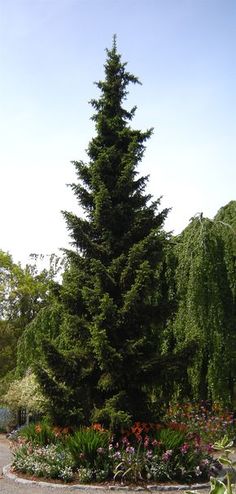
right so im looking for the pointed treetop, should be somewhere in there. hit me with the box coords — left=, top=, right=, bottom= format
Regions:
left=112, top=33, right=117, bottom=52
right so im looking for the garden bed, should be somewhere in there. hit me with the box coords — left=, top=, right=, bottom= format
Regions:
left=8, top=416, right=225, bottom=486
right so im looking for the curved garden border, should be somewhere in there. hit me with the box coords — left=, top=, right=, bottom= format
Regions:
left=3, top=464, right=211, bottom=491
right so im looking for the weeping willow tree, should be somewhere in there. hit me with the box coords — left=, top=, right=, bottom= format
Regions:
left=215, top=201, right=236, bottom=393
left=215, top=201, right=236, bottom=305
left=167, top=206, right=236, bottom=404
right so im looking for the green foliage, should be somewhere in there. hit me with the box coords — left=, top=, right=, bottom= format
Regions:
left=0, top=250, right=63, bottom=392
left=0, top=251, right=61, bottom=328
left=12, top=443, right=73, bottom=482
left=0, top=321, right=19, bottom=381
left=11, top=422, right=218, bottom=484
left=215, top=201, right=236, bottom=304
left=166, top=212, right=235, bottom=403
left=114, top=442, right=144, bottom=482
left=164, top=402, right=235, bottom=444
left=3, top=373, right=48, bottom=414
left=186, top=437, right=236, bottom=494
left=66, top=427, right=111, bottom=469
left=16, top=302, right=63, bottom=376
left=158, top=428, right=186, bottom=450
left=34, top=38, right=179, bottom=428
left=18, top=421, right=57, bottom=446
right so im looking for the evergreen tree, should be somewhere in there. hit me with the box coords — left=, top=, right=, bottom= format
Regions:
left=35, top=38, right=173, bottom=428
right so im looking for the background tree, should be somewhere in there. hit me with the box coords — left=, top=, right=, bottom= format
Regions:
left=3, top=372, right=48, bottom=418
left=166, top=207, right=236, bottom=403
left=0, top=250, right=63, bottom=394
left=34, top=38, right=180, bottom=429
left=215, top=201, right=236, bottom=397
left=215, top=201, right=236, bottom=305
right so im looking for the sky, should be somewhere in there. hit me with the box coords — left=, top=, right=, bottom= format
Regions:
left=0, top=0, right=235, bottom=266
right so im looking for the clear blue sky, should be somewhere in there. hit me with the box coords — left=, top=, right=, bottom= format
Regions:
left=0, top=0, right=235, bottom=265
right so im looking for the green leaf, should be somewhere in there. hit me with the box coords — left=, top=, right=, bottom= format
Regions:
left=209, top=477, right=227, bottom=494
left=218, top=457, right=232, bottom=466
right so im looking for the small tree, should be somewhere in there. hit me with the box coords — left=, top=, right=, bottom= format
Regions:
left=3, top=373, right=47, bottom=420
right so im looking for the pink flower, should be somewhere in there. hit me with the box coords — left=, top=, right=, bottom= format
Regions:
left=144, top=436, right=149, bottom=448
left=180, top=443, right=190, bottom=454
left=162, top=450, right=173, bottom=461
left=126, top=446, right=135, bottom=454
left=122, top=436, right=129, bottom=445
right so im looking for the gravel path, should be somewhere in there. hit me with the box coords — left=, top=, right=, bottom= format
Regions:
left=0, top=434, right=211, bottom=494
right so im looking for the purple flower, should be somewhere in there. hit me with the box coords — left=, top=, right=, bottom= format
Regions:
left=162, top=450, right=173, bottom=461
left=152, top=439, right=158, bottom=447
left=113, top=451, right=122, bottom=459
left=126, top=446, right=135, bottom=454
left=122, top=436, right=129, bottom=445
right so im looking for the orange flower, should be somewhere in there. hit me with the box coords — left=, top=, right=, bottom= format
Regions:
left=35, top=424, right=42, bottom=433
left=91, top=423, right=104, bottom=432
left=53, top=426, right=62, bottom=437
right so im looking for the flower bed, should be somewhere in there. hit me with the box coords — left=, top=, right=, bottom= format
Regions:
left=9, top=417, right=224, bottom=484
left=164, top=402, right=235, bottom=444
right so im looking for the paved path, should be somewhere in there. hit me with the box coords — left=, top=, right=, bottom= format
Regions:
left=0, top=434, right=212, bottom=494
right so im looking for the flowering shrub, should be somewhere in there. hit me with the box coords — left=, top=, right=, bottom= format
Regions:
left=164, top=402, right=235, bottom=443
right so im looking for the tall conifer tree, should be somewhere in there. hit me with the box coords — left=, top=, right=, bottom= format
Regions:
left=36, top=38, right=170, bottom=428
